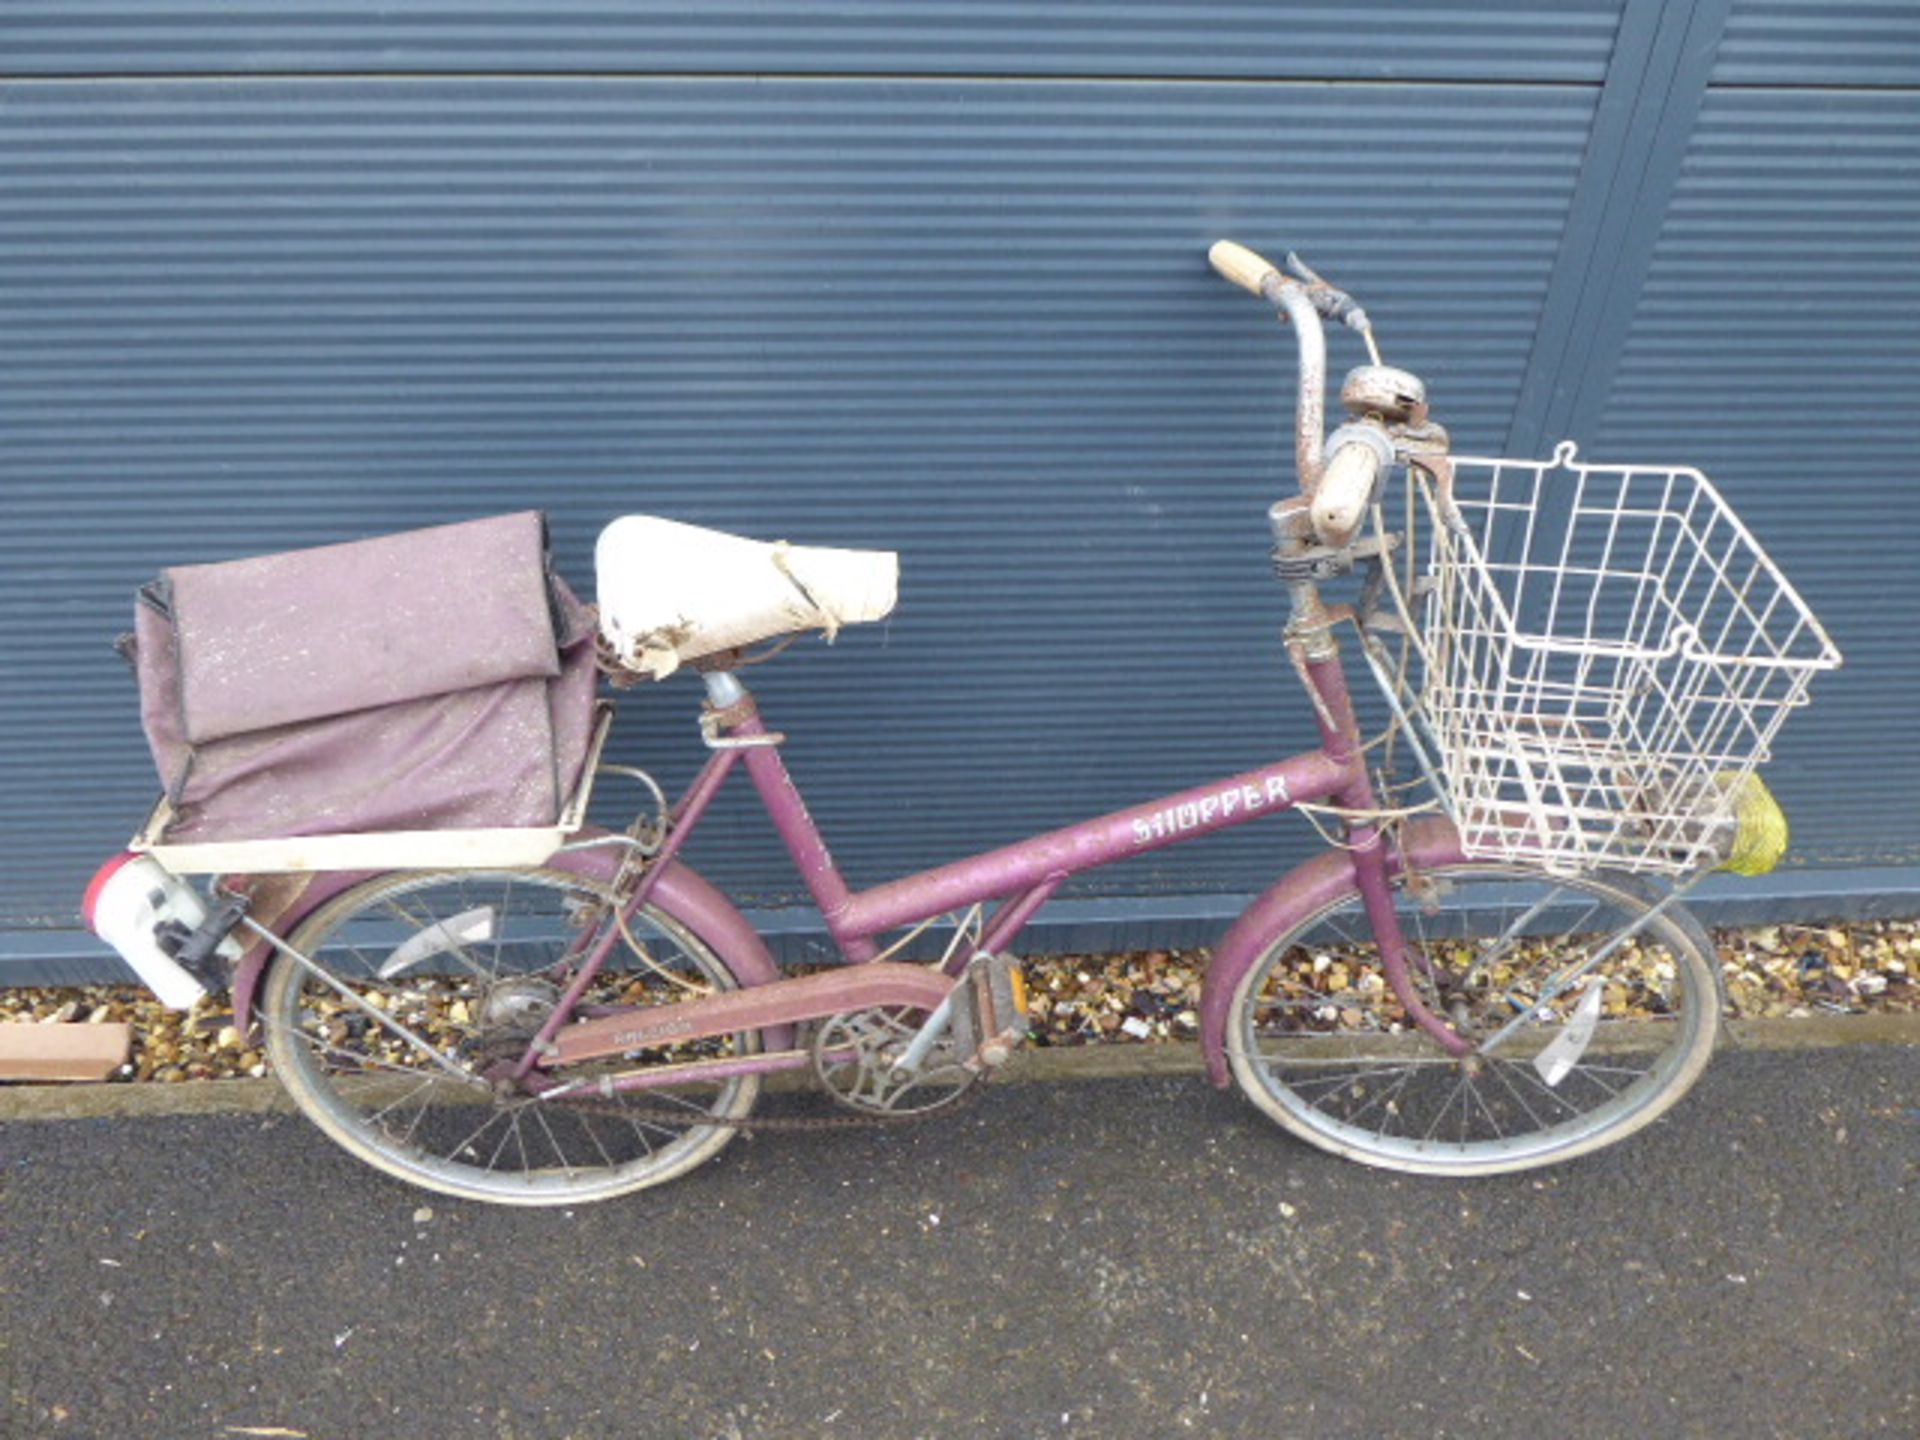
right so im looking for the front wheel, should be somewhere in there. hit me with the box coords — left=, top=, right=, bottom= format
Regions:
left=261, top=868, right=763, bottom=1205
left=1225, top=864, right=1720, bottom=1176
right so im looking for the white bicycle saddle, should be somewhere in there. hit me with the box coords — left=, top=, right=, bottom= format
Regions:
left=595, top=515, right=898, bottom=679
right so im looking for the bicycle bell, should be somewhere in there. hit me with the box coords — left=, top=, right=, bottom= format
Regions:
left=1341, top=364, right=1426, bottom=422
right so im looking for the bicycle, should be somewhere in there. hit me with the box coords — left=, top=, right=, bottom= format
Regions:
left=85, top=241, right=1841, bottom=1204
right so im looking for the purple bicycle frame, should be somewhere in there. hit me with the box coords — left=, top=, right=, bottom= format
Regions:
left=527, top=642, right=1473, bottom=1083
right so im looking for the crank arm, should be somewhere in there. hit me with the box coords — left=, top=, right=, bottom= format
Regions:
left=889, top=988, right=960, bottom=1081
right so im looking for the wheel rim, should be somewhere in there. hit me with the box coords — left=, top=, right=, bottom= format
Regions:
left=1231, top=865, right=1715, bottom=1172
left=263, top=870, right=759, bottom=1203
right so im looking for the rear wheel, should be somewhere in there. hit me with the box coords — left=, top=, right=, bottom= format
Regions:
left=261, top=868, right=762, bottom=1205
left=1225, top=864, right=1719, bottom=1176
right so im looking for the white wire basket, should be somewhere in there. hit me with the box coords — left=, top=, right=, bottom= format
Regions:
left=1408, top=442, right=1842, bottom=877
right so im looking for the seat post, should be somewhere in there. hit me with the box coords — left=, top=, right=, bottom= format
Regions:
left=704, top=670, right=749, bottom=709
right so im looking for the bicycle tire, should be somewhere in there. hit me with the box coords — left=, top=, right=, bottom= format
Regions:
left=262, top=868, right=762, bottom=1205
left=1224, top=862, right=1720, bottom=1177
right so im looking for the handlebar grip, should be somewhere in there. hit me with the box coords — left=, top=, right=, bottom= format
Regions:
left=1311, top=441, right=1380, bottom=549
left=1208, top=239, right=1283, bottom=299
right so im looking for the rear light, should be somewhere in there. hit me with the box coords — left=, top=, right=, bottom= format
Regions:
left=81, top=850, right=142, bottom=931
left=82, top=852, right=230, bottom=1010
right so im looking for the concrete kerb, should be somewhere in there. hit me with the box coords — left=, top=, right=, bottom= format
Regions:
left=2, top=1013, right=1916, bottom=1124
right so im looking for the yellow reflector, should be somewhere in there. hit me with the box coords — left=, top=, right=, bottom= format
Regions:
left=1008, top=963, right=1030, bottom=1016
left=1718, top=771, right=1790, bottom=876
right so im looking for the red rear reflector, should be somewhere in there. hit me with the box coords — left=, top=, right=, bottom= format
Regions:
left=82, top=851, right=142, bottom=930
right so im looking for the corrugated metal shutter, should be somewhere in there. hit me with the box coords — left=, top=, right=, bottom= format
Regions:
left=1714, top=0, right=1920, bottom=86
left=1592, top=86, right=1920, bottom=867
left=2, top=2, right=1623, bottom=81
left=1, top=1, right=1911, bottom=977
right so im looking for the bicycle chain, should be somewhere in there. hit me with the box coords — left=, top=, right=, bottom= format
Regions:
left=542, top=1071, right=991, bottom=1133
left=465, top=1006, right=991, bottom=1133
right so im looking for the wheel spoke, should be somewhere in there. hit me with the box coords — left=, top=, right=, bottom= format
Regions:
left=1368, top=1067, right=1420, bottom=1138
left=1561, top=1061, right=1628, bottom=1100
left=1418, top=1073, right=1466, bottom=1143
left=297, top=1030, right=475, bottom=1085
left=1279, top=1062, right=1422, bottom=1096
left=448, top=1105, right=510, bottom=1166
left=1463, top=1076, right=1507, bottom=1142
left=381, top=897, right=497, bottom=983
left=1458, top=887, right=1579, bottom=988
left=364, top=1074, right=442, bottom=1128
left=393, top=1087, right=441, bottom=1149
left=528, top=1105, right=578, bottom=1177
left=571, top=1108, right=619, bottom=1170
left=507, top=1114, right=531, bottom=1176
left=1405, top=898, right=1440, bottom=996
left=1331, top=1065, right=1422, bottom=1131
left=1484, top=1055, right=1550, bottom=1129
left=496, top=875, right=516, bottom=971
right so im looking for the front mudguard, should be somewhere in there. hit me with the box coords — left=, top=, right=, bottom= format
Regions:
left=228, top=844, right=790, bottom=1051
left=1197, top=818, right=1470, bottom=1088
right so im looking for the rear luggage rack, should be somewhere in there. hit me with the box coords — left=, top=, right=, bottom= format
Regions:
left=132, top=703, right=614, bottom=875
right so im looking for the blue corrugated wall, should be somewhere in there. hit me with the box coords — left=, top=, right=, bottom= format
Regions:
left=3, top=1, right=1916, bottom=979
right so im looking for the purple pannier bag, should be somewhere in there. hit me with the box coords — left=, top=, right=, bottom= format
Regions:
left=128, top=512, right=598, bottom=844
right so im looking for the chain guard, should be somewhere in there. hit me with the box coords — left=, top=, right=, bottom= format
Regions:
left=517, top=1004, right=988, bottom=1133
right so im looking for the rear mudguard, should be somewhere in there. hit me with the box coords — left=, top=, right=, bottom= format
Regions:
left=228, top=844, right=791, bottom=1051
left=1197, top=818, right=1469, bottom=1088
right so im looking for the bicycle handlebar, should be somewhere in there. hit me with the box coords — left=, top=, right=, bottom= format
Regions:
left=1209, top=239, right=1390, bottom=548
left=1210, top=238, right=1328, bottom=501
left=1210, top=240, right=1371, bottom=330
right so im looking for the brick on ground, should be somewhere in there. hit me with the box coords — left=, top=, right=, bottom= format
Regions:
left=0, top=1022, right=134, bottom=1082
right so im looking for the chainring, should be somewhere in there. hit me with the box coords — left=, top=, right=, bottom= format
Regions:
left=811, top=1005, right=980, bottom=1115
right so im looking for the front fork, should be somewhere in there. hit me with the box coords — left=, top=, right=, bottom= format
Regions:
left=1292, top=606, right=1477, bottom=1060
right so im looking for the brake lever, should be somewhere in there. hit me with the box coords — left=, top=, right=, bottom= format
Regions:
left=1284, top=251, right=1327, bottom=286
left=1289, top=256, right=1360, bottom=319
left=1286, top=252, right=1349, bottom=313
left=1288, top=251, right=1379, bottom=360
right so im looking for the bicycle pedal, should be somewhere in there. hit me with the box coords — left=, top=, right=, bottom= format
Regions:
left=963, top=951, right=1030, bottom=1071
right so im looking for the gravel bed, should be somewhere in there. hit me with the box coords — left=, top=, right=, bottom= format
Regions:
left=3, top=917, right=1914, bottom=1085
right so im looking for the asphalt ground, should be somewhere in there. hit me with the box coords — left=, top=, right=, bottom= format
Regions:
left=4, top=1043, right=1917, bottom=1440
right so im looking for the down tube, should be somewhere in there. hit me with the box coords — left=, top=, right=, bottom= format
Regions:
left=831, top=750, right=1354, bottom=944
